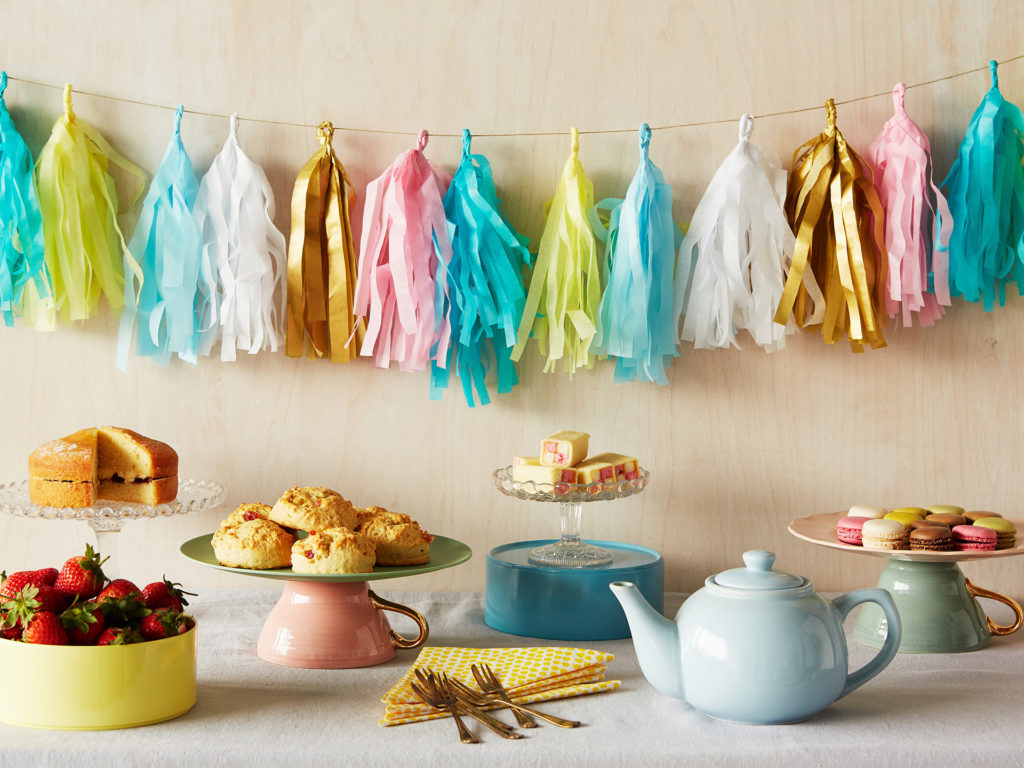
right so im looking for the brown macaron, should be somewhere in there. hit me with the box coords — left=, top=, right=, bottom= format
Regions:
left=925, top=512, right=967, bottom=528
left=911, top=518, right=950, bottom=531
left=965, top=511, right=1002, bottom=523
left=910, top=526, right=953, bottom=552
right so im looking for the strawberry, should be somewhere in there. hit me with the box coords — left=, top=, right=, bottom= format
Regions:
left=1, top=568, right=59, bottom=598
left=31, top=584, right=68, bottom=614
left=22, top=611, right=68, bottom=645
left=141, top=577, right=196, bottom=612
left=97, top=579, right=141, bottom=604
left=139, top=608, right=189, bottom=641
left=1, top=584, right=42, bottom=635
left=61, top=600, right=106, bottom=645
left=0, top=613, right=22, bottom=640
left=98, top=593, right=150, bottom=628
left=54, top=544, right=109, bottom=600
left=96, top=626, right=143, bottom=646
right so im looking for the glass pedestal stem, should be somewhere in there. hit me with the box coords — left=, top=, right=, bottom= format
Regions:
left=528, top=501, right=613, bottom=568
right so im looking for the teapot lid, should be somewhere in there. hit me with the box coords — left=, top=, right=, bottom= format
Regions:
left=711, top=550, right=805, bottom=590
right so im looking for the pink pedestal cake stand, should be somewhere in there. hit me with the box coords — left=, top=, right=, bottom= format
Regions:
left=180, top=533, right=471, bottom=669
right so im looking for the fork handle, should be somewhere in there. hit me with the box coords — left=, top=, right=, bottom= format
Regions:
left=458, top=702, right=525, bottom=739
left=501, top=694, right=539, bottom=729
left=500, top=699, right=581, bottom=729
left=448, top=703, right=480, bottom=744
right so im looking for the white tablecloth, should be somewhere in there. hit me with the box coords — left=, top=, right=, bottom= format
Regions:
left=1, top=589, right=1022, bottom=767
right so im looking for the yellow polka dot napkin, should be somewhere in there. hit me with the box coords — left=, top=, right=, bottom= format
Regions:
left=380, top=646, right=619, bottom=726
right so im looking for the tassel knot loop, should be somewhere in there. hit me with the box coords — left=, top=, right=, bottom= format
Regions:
left=63, top=84, right=75, bottom=124
left=461, top=128, right=472, bottom=158
left=570, top=126, right=580, bottom=156
left=316, top=120, right=334, bottom=146
left=173, top=105, right=183, bottom=135
left=824, top=99, right=836, bottom=133
left=892, top=82, right=906, bottom=114
left=989, top=60, right=998, bottom=88
left=638, top=123, right=651, bottom=153
left=417, top=129, right=429, bottom=151
left=0, top=71, right=7, bottom=98
left=229, top=113, right=239, bottom=140
left=738, top=114, right=754, bottom=143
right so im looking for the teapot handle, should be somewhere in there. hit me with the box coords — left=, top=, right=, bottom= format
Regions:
left=831, top=588, right=902, bottom=700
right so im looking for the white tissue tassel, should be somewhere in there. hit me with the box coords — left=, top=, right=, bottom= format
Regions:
left=676, top=116, right=796, bottom=352
left=194, top=116, right=286, bottom=361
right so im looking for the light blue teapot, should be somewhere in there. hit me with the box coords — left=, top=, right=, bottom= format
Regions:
left=610, top=550, right=901, bottom=724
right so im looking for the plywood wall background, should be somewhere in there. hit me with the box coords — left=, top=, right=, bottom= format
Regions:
left=1, top=0, right=1023, bottom=599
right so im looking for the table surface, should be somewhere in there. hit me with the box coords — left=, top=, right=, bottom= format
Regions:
left=2, top=589, right=1022, bottom=767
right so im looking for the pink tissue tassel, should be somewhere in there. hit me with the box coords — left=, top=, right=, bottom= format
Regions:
left=354, top=130, right=453, bottom=370
left=868, top=83, right=952, bottom=326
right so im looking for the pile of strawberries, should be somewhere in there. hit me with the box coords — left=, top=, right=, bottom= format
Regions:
left=0, top=544, right=195, bottom=646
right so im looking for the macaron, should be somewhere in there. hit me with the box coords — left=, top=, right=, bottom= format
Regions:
left=862, top=519, right=908, bottom=550
left=884, top=511, right=923, bottom=530
left=964, top=511, right=1002, bottom=523
left=952, top=524, right=997, bottom=552
left=925, top=512, right=967, bottom=528
left=848, top=505, right=887, bottom=519
left=836, top=516, right=866, bottom=546
left=911, top=518, right=950, bottom=531
left=925, top=505, right=966, bottom=517
left=890, top=507, right=927, bottom=518
left=909, top=526, right=953, bottom=552
left=971, top=517, right=1017, bottom=549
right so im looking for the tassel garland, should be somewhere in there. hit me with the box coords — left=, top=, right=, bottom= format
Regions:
left=591, top=124, right=678, bottom=382
left=435, top=129, right=530, bottom=405
left=354, top=129, right=452, bottom=371
left=30, top=84, right=144, bottom=330
left=196, top=114, right=286, bottom=361
left=511, top=128, right=601, bottom=374
left=677, top=115, right=796, bottom=352
left=868, top=83, right=952, bottom=326
left=0, top=71, right=49, bottom=326
left=118, top=106, right=209, bottom=367
left=942, top=61, right=1024, bottom=310
left=774, top=99, right=888, bottom=352
left=285, top=121, right=364, bottom=361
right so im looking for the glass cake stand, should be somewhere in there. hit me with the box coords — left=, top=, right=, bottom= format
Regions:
left=492, top=465, right=650, bottom=567
left=0, top=478, right=226, bottom=554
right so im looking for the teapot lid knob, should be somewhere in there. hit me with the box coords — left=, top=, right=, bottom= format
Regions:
left=743, top=550, right=776, bottom=572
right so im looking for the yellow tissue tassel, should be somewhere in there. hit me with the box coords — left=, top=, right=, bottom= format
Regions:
left=24, top=84, right=143, bottom=329
left=511, top=127, right=601, bottom=374
left=286, top=121, right=364, bottom=361
left=774, top=100, right=888, bottom=352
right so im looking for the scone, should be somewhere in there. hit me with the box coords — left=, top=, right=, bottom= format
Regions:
left=219, top=502, right=273, bottom=529
left=291, top=527, right=376, bottom=574
left=212, top=519, right=294, bottom=569
left=357, top=512, right=433, bottom=566
left=269, top=486, right=358, bottom=532
left=354, top=505, right=402, bottom=528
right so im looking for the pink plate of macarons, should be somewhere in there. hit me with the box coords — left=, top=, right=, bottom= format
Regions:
left=788, top=505, right=1024, bottom=563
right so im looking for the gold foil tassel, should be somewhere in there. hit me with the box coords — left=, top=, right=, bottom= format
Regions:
left=286, top=121, right=364, bottom=360
left=774, top=100, right=888, bottom=351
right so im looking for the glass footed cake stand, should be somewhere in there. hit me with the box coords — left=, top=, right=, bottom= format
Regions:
left=0, top=478, right=226, bottom=554
left=492, top=465, right=650, bottom=567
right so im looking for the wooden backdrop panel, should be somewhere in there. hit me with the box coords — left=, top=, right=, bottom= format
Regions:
left=1, top=0, right=1022, bottom=598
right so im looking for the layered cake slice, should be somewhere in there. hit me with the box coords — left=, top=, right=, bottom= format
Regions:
left=29, top=427, right=178, bottom=507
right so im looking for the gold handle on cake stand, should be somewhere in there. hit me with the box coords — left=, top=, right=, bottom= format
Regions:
left=368, top=589, right=430, bottom=649
left=965, top=579, right=1024, bottom=636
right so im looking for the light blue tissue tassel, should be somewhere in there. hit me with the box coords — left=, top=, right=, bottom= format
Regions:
left=118, top=106, right=210, bottom=367
left=434, top=130, right=530, bottom=406
left=590, top=124, right=678, bottom=384
left=941, top=60, right=1024, bottom=310
left=0, top=71, right=49, bottom=325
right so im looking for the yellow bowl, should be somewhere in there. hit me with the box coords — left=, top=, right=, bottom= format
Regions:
left=0, top=625, right=197, bottom=730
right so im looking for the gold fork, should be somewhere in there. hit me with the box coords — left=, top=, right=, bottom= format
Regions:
left=410, top=676, right=478, bottom=744
left=450, top=668, right=582, bottom=728
left=471, top=664, right=537, bottom=728
left=416, top=669, right=523, bottom=740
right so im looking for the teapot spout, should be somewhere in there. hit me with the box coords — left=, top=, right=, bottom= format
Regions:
left=609, top=581, right=683, bottom=700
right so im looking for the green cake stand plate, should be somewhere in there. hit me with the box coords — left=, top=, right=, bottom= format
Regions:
left=789, top=512, right=1024, bottom=653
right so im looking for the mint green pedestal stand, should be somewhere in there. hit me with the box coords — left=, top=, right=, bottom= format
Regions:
left=853, top=559, right=1021, bottom=654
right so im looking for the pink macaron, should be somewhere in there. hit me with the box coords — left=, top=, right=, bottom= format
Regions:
left=952, top=524, right=997, bottom=552
left=836, top=516, right=866, bottom=546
